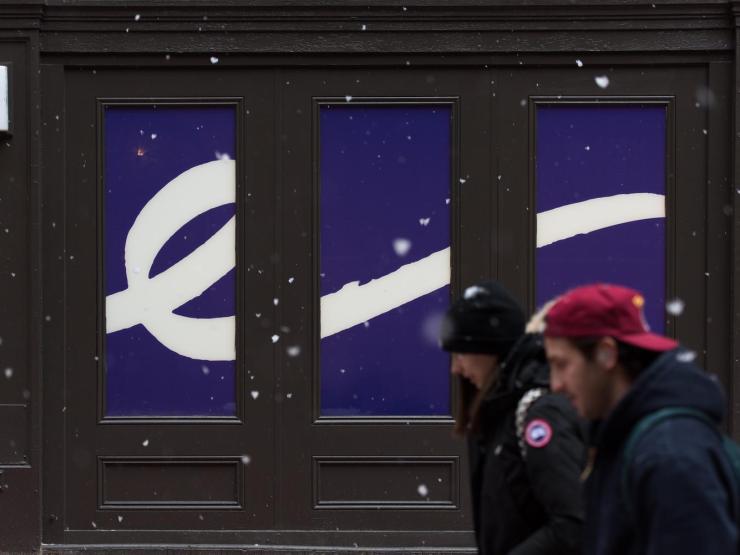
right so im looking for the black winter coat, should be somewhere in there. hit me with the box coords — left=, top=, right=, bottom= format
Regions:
left=468, top=334, right=586, bottom=555
left=584, top=349, right=738, bottom=555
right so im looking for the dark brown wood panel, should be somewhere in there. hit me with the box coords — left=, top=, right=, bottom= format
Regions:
left=100, top=458, right=242, bottom=508
left=705, top=60, right=733, bottom=409
left=0, top=36, right=42, bottom=553
left=496, top=67, right=708, bottom=336
left=732, top=5, right=740, bottom=440
left=314, top=456, right=458, bottom=509
left=44, top=67, right=278, bottom=543
left=277, top=68, right=486, bottom=541
left=7, top=1, right=733, bottom=552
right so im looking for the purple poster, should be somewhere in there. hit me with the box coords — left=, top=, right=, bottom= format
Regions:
left=536, top=105, right=666, bottom=332
left=320, top=105, right=451, bottom=416
left=104, top=105, right=236, bottom=416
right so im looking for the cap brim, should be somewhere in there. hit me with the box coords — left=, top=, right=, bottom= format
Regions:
left=618, top=332, right=678, bottom=352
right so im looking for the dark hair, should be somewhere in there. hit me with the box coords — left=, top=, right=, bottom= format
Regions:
left=570, top=337, right=661, bottom=379
left=453, top=358, right=501, bottom=436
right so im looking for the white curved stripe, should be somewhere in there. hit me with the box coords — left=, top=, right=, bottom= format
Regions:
left=143, top=313, right=235, bottom=361
left=126, top=159, right=234, bottom=287
left=106, top=217, right=236, bottom=333
left=105, top=168, right=666, bottom=358
left=537, top=193, right=665, bottom=248
left=105, top=159, right=237, bottom=361
left=320, top=247, right=450, bottom=339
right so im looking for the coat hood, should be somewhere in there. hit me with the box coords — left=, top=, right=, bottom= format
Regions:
left=480, top=333, right=549, bottom=417
left=500, top=333, right=550, bottom=392
left=594, top=348, right=726, bottom=454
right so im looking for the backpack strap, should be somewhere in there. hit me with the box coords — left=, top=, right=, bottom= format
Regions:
left=621, top=407, right=721, bottom=519
left=515, top=387, right=548, bottom=459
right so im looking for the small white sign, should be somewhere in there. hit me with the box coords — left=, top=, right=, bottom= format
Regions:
left=0, top=65, right=8, bottom=133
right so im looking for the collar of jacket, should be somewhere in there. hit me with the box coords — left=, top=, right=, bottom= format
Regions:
left=478, top=334, right=550, bottom=416
left=590, top=347, right=724, bottom=455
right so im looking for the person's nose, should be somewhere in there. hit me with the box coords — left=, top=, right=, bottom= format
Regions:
left=450, top=355, right=463, bottom=376
left=550, top=371, right=564, bottom=393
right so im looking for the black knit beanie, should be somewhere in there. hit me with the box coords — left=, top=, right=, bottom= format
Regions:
left=439, top=281, right=526, bottom=359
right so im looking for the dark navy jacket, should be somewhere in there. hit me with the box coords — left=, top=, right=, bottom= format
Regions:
left=585, top=349, right=738, bottom=555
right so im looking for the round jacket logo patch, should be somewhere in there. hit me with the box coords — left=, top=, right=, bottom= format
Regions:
left=525, top=419, right=553, bottom=448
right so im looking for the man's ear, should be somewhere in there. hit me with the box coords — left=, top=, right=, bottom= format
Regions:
left=595, top=337, right=618, bottom=369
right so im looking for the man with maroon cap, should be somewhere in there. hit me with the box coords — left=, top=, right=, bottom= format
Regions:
left=543, top=283, right=738, bottom=555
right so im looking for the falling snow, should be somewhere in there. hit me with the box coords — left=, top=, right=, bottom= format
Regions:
left=417, top=484, right=429, bottom=497
left=393, top=238, right=412, bottom=257
left=271, top=334, right=280, bottom=344
left=576, top=59, right=584, bottom=67
left=286, top=345, right=301, bottom=357
left=210, top=56, right=219, bottom=64
left=666, top=298, right=685, bottom=316
left=251, top=391, right=260, bottom=400
left=676, top=350, right=697, bottom=363
left=594, top=75, right=610, bottom=89
left=419, top=217, right=431, bottom=226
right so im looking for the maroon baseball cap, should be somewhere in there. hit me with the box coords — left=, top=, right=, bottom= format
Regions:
left=544, top=283, right=678, bottom=352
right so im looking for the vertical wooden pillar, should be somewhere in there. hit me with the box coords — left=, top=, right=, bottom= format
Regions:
left=732, top=2, right=740, bottom=439
left=0, top=2, right=43, bottom=552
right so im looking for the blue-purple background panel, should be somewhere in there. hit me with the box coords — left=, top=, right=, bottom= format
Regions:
left=536, top=105, right=666, bottom=332
left=320, top=105, right=451, bottom=416
left=104, top=105, right=236, bottom=416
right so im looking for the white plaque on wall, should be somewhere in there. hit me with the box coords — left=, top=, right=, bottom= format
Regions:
left=0, top=65, right=8, bottom=133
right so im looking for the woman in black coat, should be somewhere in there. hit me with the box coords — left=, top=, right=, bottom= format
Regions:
left=440, top=282, right=586, bottom=555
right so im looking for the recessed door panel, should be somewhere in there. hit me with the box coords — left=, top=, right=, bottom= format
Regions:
left=56, top=69, right=276, bottom=537
left=278, top=69, right=488, bottom=539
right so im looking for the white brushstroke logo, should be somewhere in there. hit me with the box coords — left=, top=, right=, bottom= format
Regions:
left=106, top=158, right=665, bottom=359
left=321, top=192, right=665, bottom=338
left=106, top=160, right=236, bottom=361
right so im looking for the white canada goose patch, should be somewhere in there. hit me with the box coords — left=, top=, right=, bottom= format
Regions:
left=525, top=419, right=553, bottom=448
